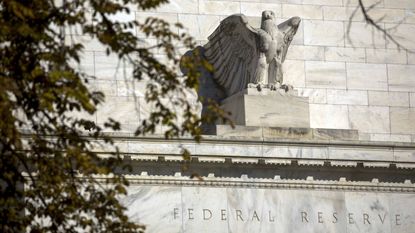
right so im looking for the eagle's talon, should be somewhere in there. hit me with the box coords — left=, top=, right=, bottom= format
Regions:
left=257, top=84, right=262, bottom=92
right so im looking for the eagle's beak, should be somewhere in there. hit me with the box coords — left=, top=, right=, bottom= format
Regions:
left=262, top=11, right=272, bottom=20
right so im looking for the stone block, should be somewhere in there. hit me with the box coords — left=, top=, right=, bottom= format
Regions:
left=329, top=147, right=393, bottom=161
left=220, top=89, right=310, bottom=128
left=286, top=45, right=325, bottom=61
left=282, top=4, right=323, bottom=20
left=411, top=93, right=415, bottom=107
left=344, top=193, right=391, bottom=233
left=348, top=106, right=390, bottom=133
left=309, top=104, right=350, bottom=129
left=154, top=0, right=198, bottom=13
left=178, top=14, right=221, bottom=40
left=367, top=8, right=406, bottom=23
left=305, top=61, right=347, bottom=89
left=117, top=79, right=147, bottom=97
left=345, top=22, right=386, bottom=48
left=121, top=186, right=183, bottom=233
left=370, top=133, right=412, bottom=143
left=388, top=65, right=415, bottom=92
left=65, top=109, right=97, bottom=123
left=327, top=90, right=368, bottom=105
left=359, top=132, right=371, bottom=141
left=199, top=0, right=240, bottom=15
left=405, top=9, right=415, bottom=24
left=302, top=0, right=343, bottom=6
left=195, top=142, right=262, bottom=157
left=325, top=47, right=366, bottom=63
left=368, top=91, right=409, bottom=107
left=122, top=185, right=415, bottom=233
left=96, top=96, right=140, bottom=125
left=74, top=51, right=95, bottom=76
left=262, top=144, right=329, bottom=159
left=241, top=3, right=281, bottom=17
left=137, top=12, right=178, bottom=37
left=394, top=149, right=415, bottom=162
left=366, top=48, right=407, bottom=64
left=226, top=188, right=268, bottom=233
left=65, top=35, right=106, bottom=52
left=344, top=0, right=385, bottom=7
left=346, top=63, right=388, bottom=91
left=215, top=125, right=263, bottom=138
left=389, top=194, right=415, bottom=233
left=386, top=24, right=415, bottom=49
left=246, top=16, right=262, bottom=28
left=94, top=52, right=121, bottom=80
left=108, top=11, right=136, bottom=35
left=408, top=52, right=415, bottom=64
left=296, top=88, right=327, bottom=104
left=312, top=128, right=359, bottom=140
left=263, top=127, right=313, bottom=140
left=304, top=20, right=344, bottom=46
left=283, top=60, right=306, bottom=87
left=95, top=80, right=118, bottom=97
left=390, top=107, right=415, bottom=134
left=322, top=6, right=364, bottom=21
left=385, top=0, right=415, bottom=9
left=128, top=140, right=195, bottom=154
left=215, top=125, right=359, bottom=141
left=182, top=187, right=229, bottom=233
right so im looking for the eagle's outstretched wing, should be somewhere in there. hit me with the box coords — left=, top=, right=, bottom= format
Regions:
left=278, top=17, right=301, bottom=63
left=203, top=14, right=260, bottom=97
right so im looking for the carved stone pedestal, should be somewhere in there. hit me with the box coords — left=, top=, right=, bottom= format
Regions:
left=220, top=87, right=310, bottom=128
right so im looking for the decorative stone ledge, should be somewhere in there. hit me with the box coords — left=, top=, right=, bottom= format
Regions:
left=95, top=174, right=415, bottom=193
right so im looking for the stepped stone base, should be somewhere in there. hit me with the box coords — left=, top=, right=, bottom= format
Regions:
left=220, top=87, right=310, bottom=129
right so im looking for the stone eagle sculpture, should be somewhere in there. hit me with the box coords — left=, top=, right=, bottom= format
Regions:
left=197, top=11, right=301, bottom=97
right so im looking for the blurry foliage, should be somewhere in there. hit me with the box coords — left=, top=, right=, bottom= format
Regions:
left=350, top=0, right=410, bottom=51
left=0, top=0, right=227, bottom=232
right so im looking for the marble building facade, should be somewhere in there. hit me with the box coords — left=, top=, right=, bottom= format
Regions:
left=72, top=0, right=415, bottom=232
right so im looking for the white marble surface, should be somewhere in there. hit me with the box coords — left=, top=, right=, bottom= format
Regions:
left=120, top=185, right=415, bottom=233
left=220, top=90, right=310, bottom=129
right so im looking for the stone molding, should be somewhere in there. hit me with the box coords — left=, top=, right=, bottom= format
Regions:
left=96, top=174, right=415, bottom=193
left=95, top=134, right=415, bottom=169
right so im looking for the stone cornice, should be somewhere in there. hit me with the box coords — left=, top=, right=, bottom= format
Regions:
left=96, top=174, right=415, bottom=193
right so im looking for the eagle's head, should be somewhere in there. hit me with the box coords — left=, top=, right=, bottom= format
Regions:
left=261, top=10, right=276, bottom=31
left=261, top=10, right=276, bottom=21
